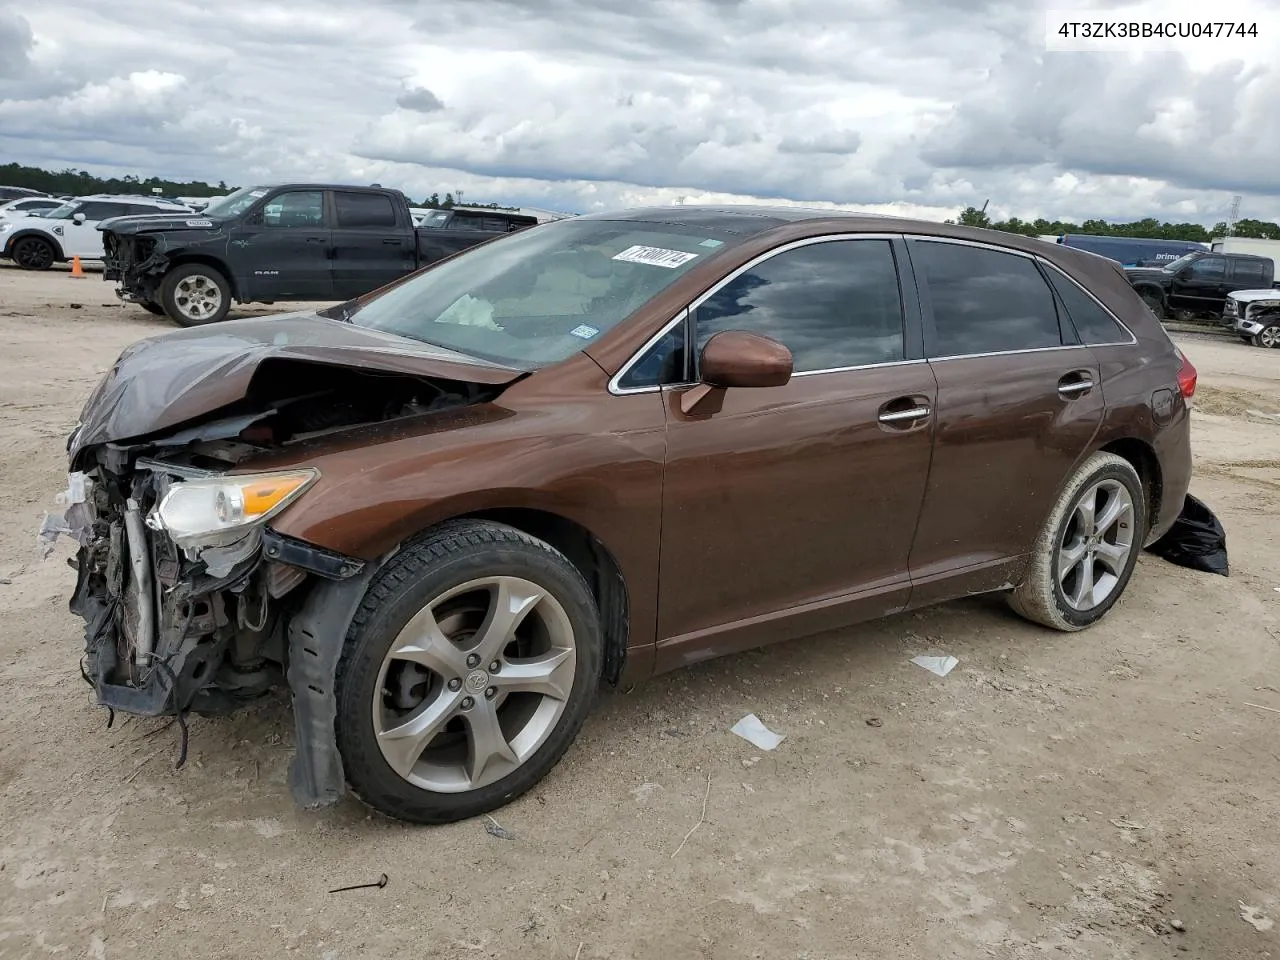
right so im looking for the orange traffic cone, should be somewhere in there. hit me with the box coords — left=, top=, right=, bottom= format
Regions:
left=69, top=256, right=85, bottom=279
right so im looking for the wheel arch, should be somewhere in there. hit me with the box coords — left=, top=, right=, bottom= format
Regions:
left=164, top=254, right=240, bottom=300
left=1098, top=437, right=1162, bottom=538
left=5, top=229, right=65, bottom=261
left=413, top=507, right=630, bottom=687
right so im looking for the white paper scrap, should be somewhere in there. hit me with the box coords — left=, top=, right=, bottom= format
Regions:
left=911, top=655, right=959, bottom=677
left=730, top=713, right=785, bottom=751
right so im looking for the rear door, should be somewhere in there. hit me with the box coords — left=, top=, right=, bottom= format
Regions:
left=416, top=212, right=503, bottom=264
left=230, top=189, right=333, bottom=300
left=1228, top=258, right=1272, bottom=292
left=1168, top=255, right=1229, bottom=312
left=330, top=190, right=416, bottom=299
left=903, top=237, right=1104, bottom=606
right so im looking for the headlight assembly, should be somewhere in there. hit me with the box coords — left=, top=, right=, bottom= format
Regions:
left=149, top=469, right=319, bottom=553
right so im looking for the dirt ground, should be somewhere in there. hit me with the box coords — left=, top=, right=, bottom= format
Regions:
left=2, top=262, right=1279, bottom=960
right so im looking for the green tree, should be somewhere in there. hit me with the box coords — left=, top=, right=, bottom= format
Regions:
left=956, top=206, right=991, bottom=228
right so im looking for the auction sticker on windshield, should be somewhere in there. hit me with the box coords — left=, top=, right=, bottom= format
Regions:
left=612, top=245, right=699, bottom=268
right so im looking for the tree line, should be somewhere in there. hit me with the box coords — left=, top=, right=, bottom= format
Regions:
left=949, top=205, right=1280, bottom=241
left=0, top=164, right=507, bottom=211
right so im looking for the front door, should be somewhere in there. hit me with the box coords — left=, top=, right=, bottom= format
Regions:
left=903, top=237, right=1105, bottom=605
left=230, top=189, right=334, bottom=300
left=654, top=237, right=937, bottom=670
left=331, top=190, right=416, bottom=299
left=1168, top=255, right=1229, bottom=312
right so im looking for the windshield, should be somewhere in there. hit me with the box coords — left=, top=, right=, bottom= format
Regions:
left=351, top=218, right=739, bottom=368
left=1162, top=252, right=1201, bottom=273
left=202, top=186, right=271, bottom=218
left=41, top=201, right=81, bottom=220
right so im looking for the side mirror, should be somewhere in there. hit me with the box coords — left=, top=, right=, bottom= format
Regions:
left=72, top=213, right=86, bottom=225
left=699, top=330, right=793, bottom=389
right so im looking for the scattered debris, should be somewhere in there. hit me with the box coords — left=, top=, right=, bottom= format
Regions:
left=671, top=771, right=712, bottom=859
left=865, top=718, right=883, bottom=728
left=123, top=756, right=154, bottom=784
left=328, top=873, right=388, bottom=894
left=1147, top=494, right=1228, bottom=576
left=1170, top=918, right=1186, bottom=932
left=730, top=713, right=785, bottom=750
left=1239, top=901, right=1274, bottom=932
left=0, top=578, right=11, bottom=585
left=574, top=943, right=584, bottom=960
left=1244, top=701, right=1280, bottom=716
left=1109, top=817, right=1145, bottom=830
left=69, top=303, right=83, bottom=309
left=740, top=757, right=760, bottom=768
left=911, top=655, right=958, bottom=677
left=484, top=815, right=515, bottom=840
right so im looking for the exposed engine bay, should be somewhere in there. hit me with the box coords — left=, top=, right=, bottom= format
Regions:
left=59, top=360, right=503, bottom=767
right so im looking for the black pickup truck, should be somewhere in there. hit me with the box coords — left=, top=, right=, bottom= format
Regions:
left=99, top=183, right=539, bottom=326
left=1125, top=250, right=1277, bottom=321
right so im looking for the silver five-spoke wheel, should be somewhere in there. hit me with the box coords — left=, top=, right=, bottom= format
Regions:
left=1057, top=478, right=1135, bottom=612
left=373, top=576, right=577, bottom=792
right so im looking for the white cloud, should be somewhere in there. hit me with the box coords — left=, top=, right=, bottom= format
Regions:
left=0, top=0, right=1277, bottom=224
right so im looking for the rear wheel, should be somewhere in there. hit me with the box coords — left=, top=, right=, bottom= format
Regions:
left=160, top=263, right=231, bottom=326
left=1252, top=324, right=1280, bottom=349
left=1138, top=289, right=1165, bottom=318
left=335, top=520, right=602, bottom=824
left=1008, top=452, right=1146, bottom=631
left=12, top=236, right=56, bottom=270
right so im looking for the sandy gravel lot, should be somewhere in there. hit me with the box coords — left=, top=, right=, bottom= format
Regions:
left=2, top=263, right=1279, bottom=960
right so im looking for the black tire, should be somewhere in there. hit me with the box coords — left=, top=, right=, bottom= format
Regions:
left=1008, top=452, right=1147, bottom=632
left=335, top=520, right=602, bottom=824
left=1138, top=289, right=1165, bottom=319
left=12, top=236, right=56, bottom=270
left=1251, top=324, right=1280, bottom=349
left=159, top=263, right=231, bottom=326
left=138, top=300, right=166, bottom=316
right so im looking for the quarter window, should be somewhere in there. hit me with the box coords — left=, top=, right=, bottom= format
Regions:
left=914, top=241, right=1063, bottom=357
left=693, top=240, right=905, bottom=374
left=1045, top=268, right=1129, bottom=345
left=618, top=322, right=687, bottom=389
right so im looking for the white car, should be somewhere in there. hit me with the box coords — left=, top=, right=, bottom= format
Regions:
left=0, top=196, right=64, bottom=218
left=0, top=194, right=194, bottom=270
left=1222, top=288, right=1280, bottom=348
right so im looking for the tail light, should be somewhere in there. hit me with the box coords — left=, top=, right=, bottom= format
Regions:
left=1175, top=348, right=1197, bottom=400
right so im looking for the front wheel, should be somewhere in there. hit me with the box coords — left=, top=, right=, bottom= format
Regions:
left=335, top=520, right=602, bottom=824
left=160, top=263, right=232, bottom=326
left=1008, top=452, right=1146, bottom=631
left=11, top=236, right=56, bottom=270
left=1252, top=324, right=1280, bottom=349
left=1138, top=290, right=1165, bottom=319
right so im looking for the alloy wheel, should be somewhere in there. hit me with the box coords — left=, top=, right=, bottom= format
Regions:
left=1259, top=325, right=1280, bottom=349
left=1057, top=478, right=1136, bottom=612
left=371, top=575, right=577, bottom=793
left=174, top=274, right=223, bottom=322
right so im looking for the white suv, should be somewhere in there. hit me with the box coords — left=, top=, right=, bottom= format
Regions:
left=0, top=194, right=193, bottom=270
left=0, top=196, right=64, bottom=218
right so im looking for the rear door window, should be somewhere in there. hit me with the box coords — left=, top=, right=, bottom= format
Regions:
left=912, top=241, right=1064, bottom=357
left=1230, top=259, right=1271, bottom=287
left=335, top=191, right=398, bottom=228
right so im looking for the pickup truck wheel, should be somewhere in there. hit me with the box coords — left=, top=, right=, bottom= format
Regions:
left=1138, top=290, right=1164, bottom=318
left=1252, top=324, right=1280, bottom=349
left=334, top=520, right=601, bottom=824
left=12, top=236, right=56, bottom=270
left=161, top=264, right=231, bottom=326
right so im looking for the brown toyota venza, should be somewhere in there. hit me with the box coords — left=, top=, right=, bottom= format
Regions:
left=60, top=206, right=1195, bottom=823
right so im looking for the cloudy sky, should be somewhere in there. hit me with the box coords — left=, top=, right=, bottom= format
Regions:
left=1, top=0, right=1277, bottom=224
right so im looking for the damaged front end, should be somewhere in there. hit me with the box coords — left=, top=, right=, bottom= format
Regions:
left=50, top=316, right=524, bottom=797
left=102, top=231, right=163, bottom=303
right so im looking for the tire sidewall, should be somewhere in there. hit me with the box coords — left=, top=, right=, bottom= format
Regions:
left=161, top=264, right=232, bottom=326
left=335, top=532, right=602, bottom=823
left=1049, top=459, right=1147, bottom=629
left=1257, top=324, right=1280, bottom=349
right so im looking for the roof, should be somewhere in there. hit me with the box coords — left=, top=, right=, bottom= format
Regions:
left=576, top=204, right=901, bottom=237
left=74, top=194, right=191, bottom=205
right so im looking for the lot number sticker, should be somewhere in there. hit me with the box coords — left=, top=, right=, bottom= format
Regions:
left=612, top=245, right=699, bottom=268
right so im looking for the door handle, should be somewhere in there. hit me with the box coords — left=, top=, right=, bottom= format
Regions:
left=1058, top=371, right=1095, bottom=399
left=382, top=238, right=403, bottom=245
left=877, top=398, right=931, bottom=427
left=305, top=236, right=325, bottom=243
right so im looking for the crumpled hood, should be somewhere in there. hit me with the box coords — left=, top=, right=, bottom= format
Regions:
left=1228, top=288, right=1280, bottom=304
left=96, top=212, right=211, bottom=234
left=69, top=312, right=523, bottom=460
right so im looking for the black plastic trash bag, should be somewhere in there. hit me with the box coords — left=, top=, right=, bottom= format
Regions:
left=1146, top=494, right=1228, bottom=576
